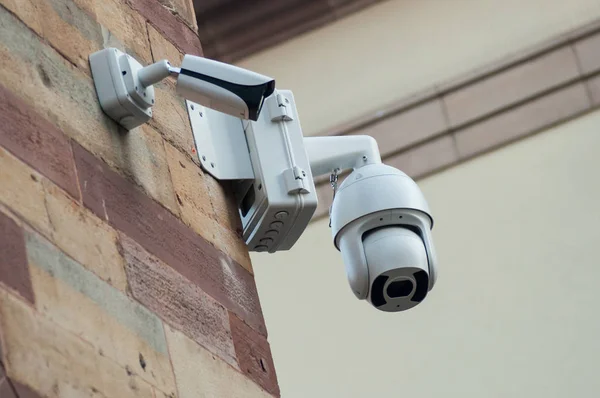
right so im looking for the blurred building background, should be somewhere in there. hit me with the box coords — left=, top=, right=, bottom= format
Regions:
left=197, top=1, right=600, bottom=397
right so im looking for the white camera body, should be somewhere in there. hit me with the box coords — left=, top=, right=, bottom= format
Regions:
left=177, top=55, right=275, bottom=121
left=331, top=164, right=437, bottom=312
left=233, top=90, right=318, bottom=252
left=89, top=49, right=439, bottom=312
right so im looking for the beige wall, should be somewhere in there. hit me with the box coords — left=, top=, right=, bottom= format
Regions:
left=252, top=110, right=600, bottom=397
left=238, top=0, right=600, bottom=136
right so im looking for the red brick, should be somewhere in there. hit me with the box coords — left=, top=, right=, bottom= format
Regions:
left=127, top=0, right=203, bottom=56
left=73, top=142, right=267, bottom=335
left=229, top=313, right=279, bottom=397
left=11, top=380, right=43, bottom=398
left=0, top=211, right=34, bottom=304
left=0, top=378, right=16, bottom=398
left=0, top=84, right=79, bottom=200
left=120, top=234, right=238, bottom=368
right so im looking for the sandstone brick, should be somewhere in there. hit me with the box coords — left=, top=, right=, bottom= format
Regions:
left=121, top=234, right=238, bottom=368
left=128, top=0, right=203, bottom=56
left=0, top=211, right=34, bottom=304
left=10, top=380, right=43, bottom=398
left=0, top=0, right=43, bottom=42
left=230, top=313, right=280, bottom=397
left=205, top=178, right=252, bottom=273
left=164, top=143, right=253, bottom=273
left=25, top=230, right=176, bottom=395
left=0, top=10, right=179, bottom=213
left=0, top=84, right=79, bottom=200
left=43, top=181, right=128, bottom=292
left=74, top=141, right=267, bottom=335
left=93, top=0, right=152, bottom=64
left=148, top=21, right=184, bottom=65
left=156, top=0, right=197, bottom=32
left=0, top=147, right=51, bottom=238
left=0, top=378, right=16, bottom=398
left=150, top=82, right=197, bottom=163
left=0, top=290, right=155, bottom=397
left=114, top=124, right=181, bottom=215
left=0, top=0, right=103, bottom=72
left=166, top=327, right=273, bottom=398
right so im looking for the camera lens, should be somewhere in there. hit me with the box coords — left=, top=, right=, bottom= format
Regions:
left=386, top=280, right=413, bottom=298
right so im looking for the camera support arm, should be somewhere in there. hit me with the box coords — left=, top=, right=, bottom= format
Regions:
left=304, top=135, right=382, bottom=178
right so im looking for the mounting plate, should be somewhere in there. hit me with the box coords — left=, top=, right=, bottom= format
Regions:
left=187, top=100, right=255, bottom=180
left=89, top=48, right=155, bottom=130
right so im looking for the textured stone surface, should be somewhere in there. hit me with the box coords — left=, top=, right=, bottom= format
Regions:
left=0, top=211, right=34, bottom=304
left=121, top=234, right=238, bottom=368
left=148, top=22, right=184, bottom=65
left=0, top=85, right=79, bottom=200
left=150, top=82, right=197, bottom=163
left=111, top=124, right=181, bottom=215
left=0, top=290, right=155, bottom=397
left=25, top=230, right=176, bottom=394
left=166, top=327, right=273, bottom=398
left=128, top=0, right=202, bottom=56
left=0, top=8, right=178, bottom=212
left=94, top=0, right=152, bottom=63
left=0, top=147, right=51, bottom=238
left=0, top=0, right=103, bottom=72
left=230, top=313, right=280, bottom=397
left=165, top=143, right=252, bottom=273
left=43, top=181, right=128, bottom=292
left=155, top=0, right=197, bottom=31
left=10, top=379, right=43, bottom=398
left=0, top=378, right=15, bottom=398
left=74, top=141, right=267, bottom=335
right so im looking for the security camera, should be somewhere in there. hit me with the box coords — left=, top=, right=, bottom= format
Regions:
left=88, top=48, right=274, bottom=129
left=177, top=55, right=275, bottom=121
left=329, top=163, right=437, bottom=312
left=89, top=49, right=438, bottom=312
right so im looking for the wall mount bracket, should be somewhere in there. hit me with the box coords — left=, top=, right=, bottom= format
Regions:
left=187, top=101, right=255, bottom=180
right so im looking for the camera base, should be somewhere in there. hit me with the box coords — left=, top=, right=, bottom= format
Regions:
left=89, top=48, right=155, bottom=130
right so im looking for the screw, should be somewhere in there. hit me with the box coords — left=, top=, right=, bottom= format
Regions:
left=302, top=171, right=306, bottom=176
left=190, top=104, right=195, bottom=110
left=122, top=70, right=127, bottom=76
left=210, top=162, right=215, bottom=168
left=362, top=155, right=368, bottom=161
left=151, top=99, right=154, bottom=104
left=202, top=155, right=206, bottom=161
left=285, top=98, right=289, bottom=103
left=199, top=112, right=203, bottom=117
left=143, top=92, right=146, bottom=97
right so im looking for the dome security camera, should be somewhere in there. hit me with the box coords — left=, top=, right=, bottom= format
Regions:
left=330, top=164, right=437, bottom=312
left=89, top=49, right=438, bottom=312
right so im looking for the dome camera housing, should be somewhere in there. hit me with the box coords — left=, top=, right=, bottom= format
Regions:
left=330, top=164, right=437, bottom=312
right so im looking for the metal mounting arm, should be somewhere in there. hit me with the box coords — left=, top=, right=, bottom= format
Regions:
left=304, top=135, right=382, bottom=178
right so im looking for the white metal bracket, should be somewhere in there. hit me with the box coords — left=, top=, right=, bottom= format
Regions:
left=89, top=48, right=155, bottom=130
left=187, top=100, right=255, bottom=180
left=266, top=92, right=294, bottom=121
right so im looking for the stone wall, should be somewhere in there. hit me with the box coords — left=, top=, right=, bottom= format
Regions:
left=0, top=1, right=278, bottom=396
